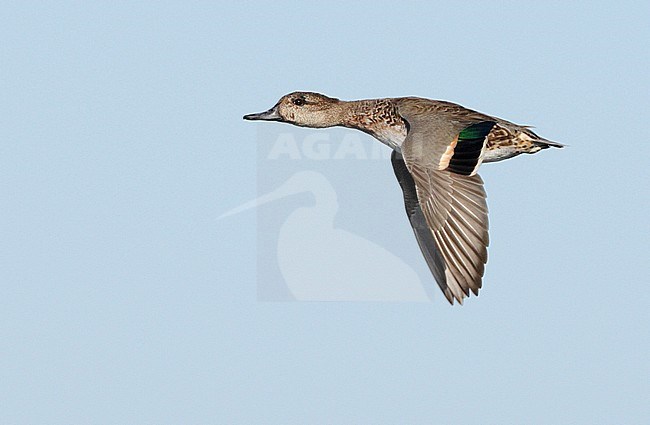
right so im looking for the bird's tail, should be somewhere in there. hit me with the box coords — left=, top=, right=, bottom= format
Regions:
left=534, top=138, right=565, bottom=149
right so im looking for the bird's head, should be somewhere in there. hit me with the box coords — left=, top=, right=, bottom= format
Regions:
left=244, top=92, right=343, bottom=128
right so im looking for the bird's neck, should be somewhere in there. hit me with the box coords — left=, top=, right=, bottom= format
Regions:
left=300, top=99, right=406, bottom=150
left=336, top=99, right=407, bottom=151
left=339, top=99, right=402, bottom=133
left=303, top=99, right=389, bottom=130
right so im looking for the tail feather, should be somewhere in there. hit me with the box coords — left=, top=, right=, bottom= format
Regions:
left=534, top=138, right=565, bottom=149
left=521, top=127, right=564, bottom=149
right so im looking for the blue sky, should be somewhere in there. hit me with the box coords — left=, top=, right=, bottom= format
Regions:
left=1, top=1, right=649, bottom=424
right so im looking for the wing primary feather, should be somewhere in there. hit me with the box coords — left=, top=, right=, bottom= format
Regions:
left=439, top=226, right=480, bottom=288
left=433, top=230, right=471, bottom=296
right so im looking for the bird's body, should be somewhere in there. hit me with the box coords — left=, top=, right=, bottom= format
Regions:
left=244, top=92, right=562, bottom=304
left=334, top=97, right=561, bottom=162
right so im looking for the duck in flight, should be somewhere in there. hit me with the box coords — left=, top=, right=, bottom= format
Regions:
left=244, top=92, right=562, bottom=304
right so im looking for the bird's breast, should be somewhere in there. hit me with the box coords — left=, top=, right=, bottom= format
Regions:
left=369, top=123, right=408, bottom=152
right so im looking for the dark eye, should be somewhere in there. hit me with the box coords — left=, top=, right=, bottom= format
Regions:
left=292, top=98, right=305, bottom=106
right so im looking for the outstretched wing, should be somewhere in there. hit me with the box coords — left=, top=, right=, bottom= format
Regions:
left=394, top=99, right=493, bottom=304
left=405, top=163, right=489, bottom=304
left=391, top=151, right=453, bottom=303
